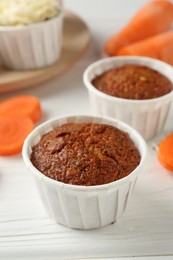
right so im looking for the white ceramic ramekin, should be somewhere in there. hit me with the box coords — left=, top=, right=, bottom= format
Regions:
left=22, top=115, right=147, bottom=230
left=83, top=56, right=173, bottom=140
left=0, top=10, right=63, bottom=70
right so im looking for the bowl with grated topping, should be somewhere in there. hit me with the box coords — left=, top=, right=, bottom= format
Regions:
left=0, top=0, right=63, bottom=70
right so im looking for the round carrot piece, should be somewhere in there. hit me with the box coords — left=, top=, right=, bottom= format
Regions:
left=0, top=115, right=34, bottom=156
left=0, top=95, right=42, bottom=123
left=158, top=133, right=173, bottom=171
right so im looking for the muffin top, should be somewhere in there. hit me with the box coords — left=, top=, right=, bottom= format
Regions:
left=30, top=122, right=141, bottom=186
left=92, top=64, right=173, bottom=100
left=0, top=0, right=61, bottom=26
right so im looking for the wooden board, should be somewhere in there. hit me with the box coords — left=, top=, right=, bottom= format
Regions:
left=0, top=10, right=90, bottom=93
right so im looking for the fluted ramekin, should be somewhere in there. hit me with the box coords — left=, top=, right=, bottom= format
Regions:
left=83, top=56, right=173, bottom=140
left=22, top=115, right=147, bottom=230
left=0, top=10, right=63, bottom=70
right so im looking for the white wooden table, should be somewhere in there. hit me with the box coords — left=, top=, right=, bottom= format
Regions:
left=1, top=0, right=173, bottom=259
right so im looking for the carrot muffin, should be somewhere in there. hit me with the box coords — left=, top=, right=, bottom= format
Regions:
left=30, top=122, right=141, bottom=186
left=92, top=64, right=173, bottom=100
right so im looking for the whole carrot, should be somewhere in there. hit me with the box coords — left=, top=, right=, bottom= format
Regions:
left=105, top=0, right=173, bottom=56
left=117, top=30, right=173, bottom=66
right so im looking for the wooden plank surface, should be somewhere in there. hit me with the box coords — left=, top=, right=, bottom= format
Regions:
left=1, top=142, right=173, bottom=259
left=1, top=0, right=173, bottom=259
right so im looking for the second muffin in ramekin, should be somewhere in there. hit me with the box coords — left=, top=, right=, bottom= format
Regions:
left=83, top=56, right=173, bottom=140
left=22, top=115, right=147, bottom=230
left=0, top=0, right=63, bottom=70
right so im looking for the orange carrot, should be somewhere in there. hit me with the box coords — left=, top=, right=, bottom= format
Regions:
left=0, top=95, right=42, bottom=123
left=158, top=133, right=173, bottom=171
left=117, top=30, right=173, bottom=66
left=0, top=115, right=34, bottom=156
left=105, top=0, right=173, bottom=56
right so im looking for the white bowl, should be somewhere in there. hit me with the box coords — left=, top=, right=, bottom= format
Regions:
left=83, top=56, right=173, bottom=140
left=0, top=10, right=63, bottom=70
left=22, top=115, right=147, bottom=230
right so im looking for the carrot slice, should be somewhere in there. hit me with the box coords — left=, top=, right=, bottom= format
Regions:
left=158, top=133, right=173, bottom=171
left=0, top=95, right=42, bottom=123
left=117, top=30, right=173, bottom=66
left=105, top=0, right=173, bottom=56
left=0, top=115, right=34, bottom=156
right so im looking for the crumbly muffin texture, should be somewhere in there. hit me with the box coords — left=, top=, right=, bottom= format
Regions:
left=92, top=64, right=172, bottom=100
left=31, top=123, right=141, bottom=186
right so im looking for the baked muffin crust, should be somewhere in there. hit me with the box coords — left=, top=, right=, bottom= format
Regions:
left=92, top=64, right=172, bottom=100
left=31, top=123, right=141, bottom=186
